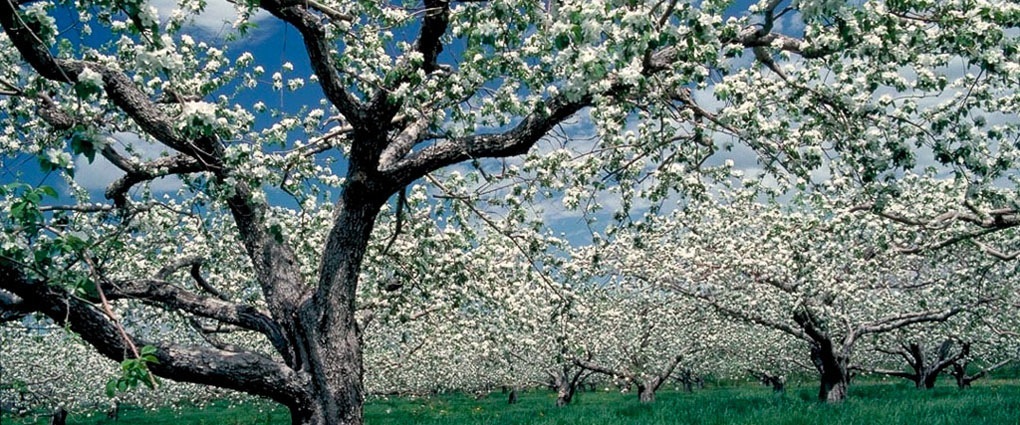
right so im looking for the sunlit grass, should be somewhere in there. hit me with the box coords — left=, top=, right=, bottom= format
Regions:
left=4, top=381, right=1020, bottom=424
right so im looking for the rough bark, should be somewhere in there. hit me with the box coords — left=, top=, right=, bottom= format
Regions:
left=554, top=384, right=574, bottom=407
left=551, top=363, right=588, bottom=407
left=637, top=383, right=656, bottom=403
left=810, top=341, right=851, bottom=403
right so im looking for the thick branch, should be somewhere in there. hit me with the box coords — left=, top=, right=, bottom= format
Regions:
left=0, top=259, right=307, bottom=405
left=101, top=278, right=288, bottom=351
left=0, top=3, right=224, bottom=171
left=857, top=306, right=968, bottom=336
left=260, top=0, right=364, bottom=127
left=221, top=182, right=311, bottom=369
left=416, top=0, right=450, bottom=74
left=651, top=355, right=684, bottom=393
left=574, top=358, right=633, bottom=382
left=383, top=93, right=591, bottom=184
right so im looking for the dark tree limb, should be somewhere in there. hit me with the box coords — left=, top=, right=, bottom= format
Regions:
left=0, top=2, right=224, bottom=175
left=382, top=93, right=592, bottom=185
left=415, top=0, right=451, bottom=74
left=104, top=152, right=206, bottom=206
left=259, top=0, right=365, bottom=127
left=100, top=278, right=289, bottom=354
left=0, top=259, right=309, bottom=406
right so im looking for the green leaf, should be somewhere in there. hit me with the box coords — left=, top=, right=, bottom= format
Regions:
left=140, top=345, right=157, bottom=356
left=105, top=380, right=117, bottom=398
left=70, top=133, right=98, bottom=163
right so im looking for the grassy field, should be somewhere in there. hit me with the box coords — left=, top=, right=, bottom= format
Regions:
left=3, top=381, right=1020, bottom=424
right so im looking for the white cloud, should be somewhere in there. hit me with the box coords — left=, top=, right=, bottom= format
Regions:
left=74, top=132, right=183, bottom=194
left=151, top=0, right=270, bottom=36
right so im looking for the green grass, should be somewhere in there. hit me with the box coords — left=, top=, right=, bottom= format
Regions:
left=4, top=382, right=1020, bottom=424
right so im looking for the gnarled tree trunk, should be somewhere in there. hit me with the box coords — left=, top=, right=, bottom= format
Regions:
left=812, top=342, right=850, bottom=403
left=551, top=363, right=588, bottom=407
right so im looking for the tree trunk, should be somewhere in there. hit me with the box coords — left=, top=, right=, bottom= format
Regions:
left=749, top=370, right=786, bottom=393
left=821, top=378, right=848, bottom=403
left=286, top=320, right=365, bottom=425
left=552, top=363, right=588, bottom=407
left=49, top=407, right=67, bottom=425
left=554, top=376, right=575, bottom=407
left=920, top=369, right=939, bottom=389
left=951, top=362, right=973, bottom=388
left=637, top=383, right=655, bottom=403
left=280, top=187, right=385, bottom=425
left=812, top=343, right=850, bottom=403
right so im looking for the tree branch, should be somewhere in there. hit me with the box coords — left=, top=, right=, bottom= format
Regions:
left=651, top=355, right=684, bottom=393
left=0, top=2, right=224, bottom=169
left=0, top=259, right=308, bottom=405
left=383, top=93, right=592, bottom=184
left=101, top=278, right=288, bottom=353
left=857, top=306, right=970, bottom=336
left=103, top=152, right=205, bottom=205
left=574, top=358, right=632, bottom=382
left=415, top=0, right=450, bottom=74
left=259, top=0, right=364, bottom=127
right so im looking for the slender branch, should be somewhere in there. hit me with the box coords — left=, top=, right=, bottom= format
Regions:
left=105, top=153, right=205, bottom=206
left=155, top=255, right=205, bottom=280
left=381, top=188, right=407, bottom=256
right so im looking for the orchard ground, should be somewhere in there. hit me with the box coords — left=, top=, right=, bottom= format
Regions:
left=3, top=380, right=1020, bottom=425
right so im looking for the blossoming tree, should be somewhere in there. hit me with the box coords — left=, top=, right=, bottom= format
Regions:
left=587, top=188, right=1015, bottom=402
left=1, top=0, right=1018, bottom=423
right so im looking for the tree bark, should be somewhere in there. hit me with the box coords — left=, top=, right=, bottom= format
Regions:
left=553, top=373, right=576, bottom=407
left=809, top=339, right=850, bottom=403
left=554, top=385, right=574, bottom=407
left=49, top=407, right=67, bottom=425
left=552, top=364, right=587, bottom=407
left=637, top=383, right=656, bottom=403
left=289, top=190, right=385, bottom=425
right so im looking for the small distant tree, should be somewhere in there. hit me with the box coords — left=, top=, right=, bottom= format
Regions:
left=869, top=338, right=969, bottom=389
